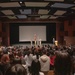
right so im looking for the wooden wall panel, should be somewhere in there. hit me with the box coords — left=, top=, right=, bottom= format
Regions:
left=64, top=21, right=68, bottom=31
left=64, top=19, right=75, bottom=45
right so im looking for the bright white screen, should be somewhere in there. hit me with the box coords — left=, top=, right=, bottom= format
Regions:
left=19, top=26, right=46, bottom=41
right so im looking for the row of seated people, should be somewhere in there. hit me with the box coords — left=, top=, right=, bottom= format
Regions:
left=0, top=44, right=75, bottom=75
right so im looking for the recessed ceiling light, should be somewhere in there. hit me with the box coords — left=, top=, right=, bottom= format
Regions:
left=20, top=1, right=22, bottom=4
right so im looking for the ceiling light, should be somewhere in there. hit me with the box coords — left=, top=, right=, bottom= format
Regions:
left=20, top=1, right=22, bottom=4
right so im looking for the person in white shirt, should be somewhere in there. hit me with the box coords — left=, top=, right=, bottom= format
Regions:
left=53, top=38, right=55, bottom=44
left=39, top=50, right=50, bottom=75
left=24, top=51, right=33, bottom=74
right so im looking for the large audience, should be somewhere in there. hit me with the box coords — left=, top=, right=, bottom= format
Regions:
left=0, top=44, right=75, bottom=75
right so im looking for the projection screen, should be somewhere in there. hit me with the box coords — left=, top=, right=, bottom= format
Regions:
left=19, top=26, right=46, bottom=42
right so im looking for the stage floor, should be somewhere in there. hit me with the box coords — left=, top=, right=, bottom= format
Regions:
left=12, top=43, right=53, bottom=48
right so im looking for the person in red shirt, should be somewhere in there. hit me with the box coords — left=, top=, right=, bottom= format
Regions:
left=50, top=51, right=56, bottom=70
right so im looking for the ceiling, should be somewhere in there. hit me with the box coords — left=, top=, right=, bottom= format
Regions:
left=0, top=0, right=75, bottom=21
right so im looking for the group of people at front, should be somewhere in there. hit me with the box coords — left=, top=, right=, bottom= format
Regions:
left=0, top=44, right=75, bottom=75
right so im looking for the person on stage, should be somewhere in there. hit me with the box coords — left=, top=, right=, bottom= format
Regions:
left=53, top=38, right=55, bottom=44
left=34, top=34, right=37, bottom=46
left=34, top=34, right=37, bottom=41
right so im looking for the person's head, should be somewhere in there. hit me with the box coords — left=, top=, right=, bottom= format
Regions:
left=31, top=60, right=41, bottom=75
left=54, top=51, right=72, bottom=75
left=1, top=54, right=10, bottom=64
left=34, top=51, right=39, bottom=59
left=42, top=50, right=47, bottom=55
left=27, top=51, right=31, bottom=56
left=13, top=57, right=21, bottom=65
left=5, top=64, right=27, bottom=75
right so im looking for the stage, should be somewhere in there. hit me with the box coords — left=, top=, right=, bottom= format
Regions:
left=12, top=43, right=53, bottom=48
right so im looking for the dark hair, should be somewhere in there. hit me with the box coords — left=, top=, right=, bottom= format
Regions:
left=0, top=70, right=3, bottom=75
left=42, top=50, right=46, bottom=54
left=27, top=50, right=31, bottom=56
left=13, top=57, right=21, bottom=65
left=54, top=51, right=72, bottom=75
left=5, top=64, right=27, bottom=75
left=31, top=60, right=41, bottom=75
left=34, top=51, right=39, bottom=59
left=1, top=54, right=10, bottom=64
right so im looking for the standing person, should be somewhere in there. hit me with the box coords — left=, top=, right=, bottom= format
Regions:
left=34, top=34, right=37, bottom=46
left=24, top=50, right=33, bottom=75
left=0, top=54, right=11, bottom=75
left=5, top=64, right=27, bottom=75
left=53, top=38, right=55, bottom=45
left=50, top=51, right=56, bottom=70
left=31, top=51, right=44, bottom=75
left=39, top=50, right=50, bottom=75
left=54, top=51, right=72, bottom=75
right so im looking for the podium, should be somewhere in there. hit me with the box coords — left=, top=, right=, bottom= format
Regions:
left=55, top=40, right=58, bottom=46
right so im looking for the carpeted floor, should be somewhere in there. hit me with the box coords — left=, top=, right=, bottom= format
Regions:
left=48, top=70, right=54, bottom=75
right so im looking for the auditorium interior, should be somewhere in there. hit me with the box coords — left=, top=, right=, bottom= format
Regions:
left=0, top=1, right=75, bottom=75
left=0, top=0, right=75, bottom=46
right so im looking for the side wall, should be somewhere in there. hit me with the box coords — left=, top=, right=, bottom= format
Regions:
left=64, top=19, right=75, bottom=45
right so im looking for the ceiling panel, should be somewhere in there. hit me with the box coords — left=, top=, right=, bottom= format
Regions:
left=38, top=9, right=50, bottom=14
left=7, top=16, right=17, bottom=19
left=51, top=3, right=75, bottom=8
left=17, top=15, right=27, bottom=19
left=25, top=2, right=49, bottom=7
left=1, top=10, right=14, bottom=15
left=40, top=15, right=49, bottom=19
left=0, top=2, right=21, bottom=7
left=20, top=9, right=31, bottom=14
left=54, top=10, right=66, bottom=15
